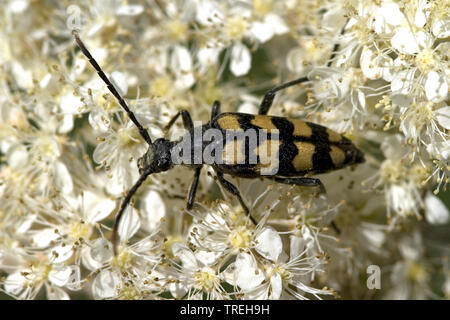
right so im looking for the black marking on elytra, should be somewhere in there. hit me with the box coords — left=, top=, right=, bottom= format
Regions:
left=270, top=117, right=294, bottom=141
left=277, top=141, right=299, bottom=176
left=308, top=122, right=334, bottom=173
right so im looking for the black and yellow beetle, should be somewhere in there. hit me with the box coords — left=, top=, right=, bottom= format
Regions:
left=73, top=30, right=364, bottom=254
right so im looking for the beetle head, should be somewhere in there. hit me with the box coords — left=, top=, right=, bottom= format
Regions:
left=137, top=138, right=174, bottom=175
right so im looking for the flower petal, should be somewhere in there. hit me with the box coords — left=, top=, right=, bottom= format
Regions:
left=33, top=228, right=60, bottom=248
left=49, top=266, right=72, bottom=287
left=286, top=47, right=306, bottom=74
left=84, top=191, right=116, bottom=223
left=270, top=272, right=282, bottom=299
left=250, top=21, right=274, bottom=43
left=92, top=270, right=119, bottom=299
left=91, top=238, right=113, bottom=264
left=65, top=266, right=82, bottom=291
left=391, top=29, right=420, bottom=54
left=171, top=45, right=192, bottom=73
left=172, top=243, right=199, bottom=270
left=117, top=206, right=141, bottom=242
left=234, top=253, right=265, bottom=290
left=425, top=71, right=448, bottom=103
left=60, top=92, right=82, bottom=114
left=230, top=43, right=251, bottom=77
left=266, top=14, right=288, bottom=35
left=54, top=161, right=73, bottom=194
left=255, top=227, right=282, bottom=262
left=424, top=192, right=450, bottom=225
left=436, top=106, right=450, bottom=130
left=110, top=71, right=128, bottom=96
left=4, top=272, right=25, bottom=296
left=50, top=243, right=74, bottom=263
left=47, top=286, right=70, bottom=300
left=141, top=190, right=166, bottom=232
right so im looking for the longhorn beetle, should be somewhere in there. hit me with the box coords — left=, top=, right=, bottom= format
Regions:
left=72, top=30, right=365, bottom=255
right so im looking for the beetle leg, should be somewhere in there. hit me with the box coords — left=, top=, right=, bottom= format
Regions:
left=163, top=109, right=193, bottom=137
left=271, top=177, right=326, bottom=195
left=186, top=166, right=202, bottom=210
left=258, top=23, right=348, bottom=116
left=216, top=172, right=257, bottom=225
left=272, top=177, right=341, bottom=234
left=211, top=100, right=221, bottom=121
left=258, top=77, right=309, bottom=115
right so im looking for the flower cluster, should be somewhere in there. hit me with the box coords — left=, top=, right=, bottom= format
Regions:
left=0, top=0, right=449, bottom=300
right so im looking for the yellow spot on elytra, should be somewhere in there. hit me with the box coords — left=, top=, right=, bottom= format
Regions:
left=222, top=139, right=246, bottom=165
left=329, top=145, right=346, bottom=168
left=217, top=114, right=241, bottom=130
left=291, top=119, right=312, bottom=137
left=250, top=115, right=277, bottom=132
left=326, top=128, right=343, bottom=142
left=255, top=139, right=281, bottom=173
left=293, top=142, right=315, bottom=171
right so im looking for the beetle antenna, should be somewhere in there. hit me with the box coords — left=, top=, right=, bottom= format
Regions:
left=112, top=167, right=154, bottom=255
left=72, top=30, right=153, bottom=145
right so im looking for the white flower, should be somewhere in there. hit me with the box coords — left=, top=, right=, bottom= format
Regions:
left=227, top=227, right=332, bottom=299
left=171, top=243, right=227, bottom=299
left=3, top=261, right=81, bottom=300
